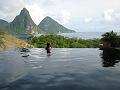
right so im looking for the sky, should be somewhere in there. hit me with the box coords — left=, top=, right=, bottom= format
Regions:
left=0, top=0, right=120, bottom=32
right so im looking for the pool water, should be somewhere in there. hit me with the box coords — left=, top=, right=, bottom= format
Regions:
left=0, top=48, right=120, bottom=90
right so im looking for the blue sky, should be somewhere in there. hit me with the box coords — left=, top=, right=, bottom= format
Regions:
left=0, top=0, right=120, bottom=32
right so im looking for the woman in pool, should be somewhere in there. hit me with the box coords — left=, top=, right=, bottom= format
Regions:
left=45, top=42, right=52, bottom=55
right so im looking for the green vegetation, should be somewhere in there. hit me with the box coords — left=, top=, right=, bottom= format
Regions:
left=10, top=8, right=42, bottom=34
left=0, top=39, right=3, bottom=46
left=101, top=31, right=120, bottom=47
left=38, top=16, right=75, bottom=34
left=28, top=35, right=100, bottom=48
left=0, top=8, right=42, bottom=35
left=0, top=31, right=6, bottom=49
left=0, top=31, right=34, bottom=51
left=0, top=39, right=5, bottom=49
left=0, top=8, right=75, bottom=35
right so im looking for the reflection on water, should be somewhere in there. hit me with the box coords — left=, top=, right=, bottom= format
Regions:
left=0, top=48, right=29, bottom=88
left=101, top=49, right=120, bottom=67
left=1, top=48, right=120, bottom=90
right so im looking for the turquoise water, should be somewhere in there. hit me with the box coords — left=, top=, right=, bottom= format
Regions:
left=0, top=48, right=120, bottom=90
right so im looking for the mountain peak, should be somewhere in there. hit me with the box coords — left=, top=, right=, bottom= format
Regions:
left=10, top=8, right=42, bottom=34
left=20, top=8, right=29, bottom=16
left=0, top=19, right=8, bottom=23
left=38, top=16, right=75, bottom=34
left=45, top=16, right=52, bottom=19
left=44, top=16, right=54, bottom=21
left=22, top=8, right=28, bottom=11
left=0, top=19, right=9, bottom=27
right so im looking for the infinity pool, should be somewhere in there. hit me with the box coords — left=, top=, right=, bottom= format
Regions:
left=0, top=48, right=120, bottom=90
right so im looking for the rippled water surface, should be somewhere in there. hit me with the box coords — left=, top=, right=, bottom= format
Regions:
left=0, top=48, right=120, bottom=90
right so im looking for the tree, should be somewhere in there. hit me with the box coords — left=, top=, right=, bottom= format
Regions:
left=101, top=31, right=120, bottom=47
left=0, top=32, right=6, bottom=49
left=27, top=34, right=100, bottom=48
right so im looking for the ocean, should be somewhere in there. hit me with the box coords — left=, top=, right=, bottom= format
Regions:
left=59, top=32, right=120, bottom=39
left=17, top=32, right=120, bottom=40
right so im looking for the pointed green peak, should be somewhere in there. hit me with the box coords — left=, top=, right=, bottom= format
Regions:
left=44, top=16, right=55, bottom=20
left=20, top=8, right=29, bottom=16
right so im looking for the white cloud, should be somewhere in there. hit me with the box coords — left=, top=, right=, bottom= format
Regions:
left=59, top=10, right=71, bottom=24
left=25, top=4, right=46, bottom=25
left=0, top=0, right=25, bottom=22
left=103, top=9, right=114, bottom=22
left=1, top=0, right=120, bottom=31
left=101, top=9, right=120, bottom=26
left=84, top=17, right=93, bottom=23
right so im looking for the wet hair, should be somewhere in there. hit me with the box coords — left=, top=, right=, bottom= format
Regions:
left=47, top=42, right=51, bottom=47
